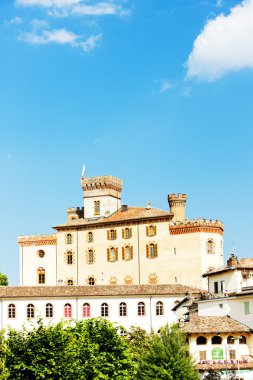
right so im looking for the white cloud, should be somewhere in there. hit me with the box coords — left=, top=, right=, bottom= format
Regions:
left=20, top=27, right=102, bottom=52
left=186, top=0, right=253, bottom=81
left=5, top=16, right=23, bottom=26
left=16, top=0, right=129, bottom=17
left=159, top=79, right=172, bottom=93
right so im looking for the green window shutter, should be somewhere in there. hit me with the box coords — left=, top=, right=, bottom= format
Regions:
left=244, top=301, right=250, bottom=315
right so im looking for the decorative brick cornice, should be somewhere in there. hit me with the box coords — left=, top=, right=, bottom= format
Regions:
left=18, top=234, right=56, bottom=247
left=169, top=219, right=223, bottom=236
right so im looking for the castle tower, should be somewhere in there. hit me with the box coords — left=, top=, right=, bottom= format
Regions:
left=168, top=193, right=187, bottom=222
left=81, top=175, right=123, bottom=219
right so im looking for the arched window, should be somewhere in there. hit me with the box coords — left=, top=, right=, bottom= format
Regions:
left=37, top=250, right=45, bottom=258
left=27, top=304, right=35, bottom=319
left=211, top=335, right=222, bottom=344
left=46, top=303, right=53, bottom=318
left=87, top=249, right=94, bottom=264
left=8, top=304, right=16, bottom=319
left=197, top=336, right=207, bottom=345
left=146, top=243, right=158, bottom=259
left=64, top=303, right=72, bottom=318
left=94, top=201, right=100, bottom=215
left=146, top=225, right=156, bottom=237
left=67, top=279, right=73, bottom=286
left=101, top=303, right=108, bottom=317
left=138, top=302, right=145, bottom=316
left=156, top=301, right=163, bottom=316
left=119, top=302, right=127, bottom=317
left=122, top=228, right=132, bottom=239
left=87, top=231, right=94, bottom=243
left=107, top=247, right=118, bottom=262
left=83, top=303, right=90, bottom=318
left=122, top=245, right=133, bottom=261
left=37, top=267, right=45, bottom=284
left=108, top=229, right=117, bottom=240
left=227, top=336, right=235, bottom=344
left=66, top=233, right=72, bottom=244
left=239, top=335, right=247, bottom=344
left=207, top=239, right=215, bottom=254
left=67, top=251, right=73, bottom=265
left=88, top=276, right=95, bottom=285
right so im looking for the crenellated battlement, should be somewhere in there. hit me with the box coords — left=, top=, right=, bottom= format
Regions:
left=168, top=193, right=187, bottom=202
left=169, top=218, right=223, bottom=235
left=81, top=175, right=123, bottom=192
left=67, top=207, right=84, bottom=221
left=168, top=193, right=187, bottom=222
left=18, top=234, right=57, bottom=246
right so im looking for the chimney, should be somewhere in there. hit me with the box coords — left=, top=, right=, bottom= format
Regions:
left=121, top=205, right=128, bottom=212
left=168, top=193, right=187, bottom=222
left=227, top=255, right=238, bottom=267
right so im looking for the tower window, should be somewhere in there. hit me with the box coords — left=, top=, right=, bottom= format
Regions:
left=66, top=234, right=72, bottom=244
left=94, top=201, right=100, bottom=216
left=206, top=239, right=215, bottom=254
left=37, top=267, right=45, bottom=284
left=37, top=250, right=45, bottom=258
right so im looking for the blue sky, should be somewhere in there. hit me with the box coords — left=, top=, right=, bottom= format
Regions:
left=1, top=0, right=253, bottom=285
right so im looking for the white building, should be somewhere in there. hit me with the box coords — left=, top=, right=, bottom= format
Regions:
left=18, top=173, right=224, bottom=290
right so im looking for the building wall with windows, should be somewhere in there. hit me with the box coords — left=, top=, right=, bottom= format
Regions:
left=19, top=174, right=224, bottom=290
left=0, top=284, right=198, bottom=332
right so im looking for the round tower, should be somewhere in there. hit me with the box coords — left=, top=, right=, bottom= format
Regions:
left=168, top=193, right=187, bottom=222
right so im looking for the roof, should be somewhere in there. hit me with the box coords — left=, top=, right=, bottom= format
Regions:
left=0, top=284, right=200, bottom=299
left=182, top=316, right=251, bottom=334
left=54, top=206, right=173, bottom=229
left=203, top=258, right=253, bottom=277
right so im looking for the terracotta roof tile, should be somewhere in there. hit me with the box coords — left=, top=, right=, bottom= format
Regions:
left=0, top=284, right=200, bottom=299
left=203, top=258, right=253, bottom=277
left=182, top=316, right=251, bottom=334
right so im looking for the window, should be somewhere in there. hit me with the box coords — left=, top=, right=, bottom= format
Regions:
left=197, top=336, right=207, bottom=345
left=64, top=303, right=72, bottom=318
left=146, top=243, right=158, bottom=259
left=46, top=303, right=53, bottom=318
left=119, top=302, right=127, bottom=317
left=229, top=350, right=236, bottom=360
left=87, top=249, right=94, bottom=264
left=67, top=279, right=74, bottom=286
left=94, top=201, right=100, bottom=216
left=214, top=281, right=219, bottom=294
left=122, top=228, right=132, bottom=239
left=37, top=267, right=45, bottom=284
left=66, top=233, right=72, bottom=244
left=8, top=304, right=16, bottom=319
left=67, top=251, right=73, bottom=265
left=219, top=304, right=223, bottom=309
left=101, top=303, right=108, bottom=317
left=107, top=229, right=117, bottom=240
left=27, top=304, right=35, bottom=319
left=174, top=248, right=177, bottom=255
left=227, top=336, right=235, bottom=344
left=239, top=335, right=246, bottom=344
left=146, top=225, right=156, bottom=237
left=244, top=301, right=250, bottom=315
left=207, top=239, right=215, bottom=254
left=88, top=276, right=95, bottom=285
left=122, top=245, right=133, bottom=261
left=87, top=231, right=94, bottom=243
left=211, top=336, right=222, bottom=344
left=107, top=247, right=118, bottom=262
left=199, top=351, right=206, bottom=360
left=83, top=303, right=90, bottom=318
left=156, top=301, right=163, bottom=316
left=138, top=302, right=145, bottom=316
left=220, top=280, right=225, bottom=294
left=37, top=250, right=45, bottom=258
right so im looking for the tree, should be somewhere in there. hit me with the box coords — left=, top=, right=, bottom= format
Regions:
left=0, top=330, right=9, bottom=380
left=127, top=326, right=152, bottom=362
left=6, top=318, right=136, bottom=379
left=137, top=324, right=200, bottom=380
left=0, top=273, right=8, bottom=286
left=203, top=371, right=222, bottom=380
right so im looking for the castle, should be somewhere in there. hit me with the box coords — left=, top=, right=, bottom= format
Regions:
left=18, top=173, right=224, bottom=289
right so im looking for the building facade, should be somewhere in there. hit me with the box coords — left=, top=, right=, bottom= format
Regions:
left=19, top=174, right=224, bottom=289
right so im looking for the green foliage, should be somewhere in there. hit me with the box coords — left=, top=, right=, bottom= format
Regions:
left=0, top=273, right=8, bottom=286
left=5, top=318, right=136, bottom=380
left=127, top=326, right=152, bottom=362
left=136, top=324, right=200, bottom=380
left=0, top=330, right=9, bottom=380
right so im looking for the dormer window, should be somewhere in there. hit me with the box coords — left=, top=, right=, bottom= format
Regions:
left=94, top=201, right=100, bottom=216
